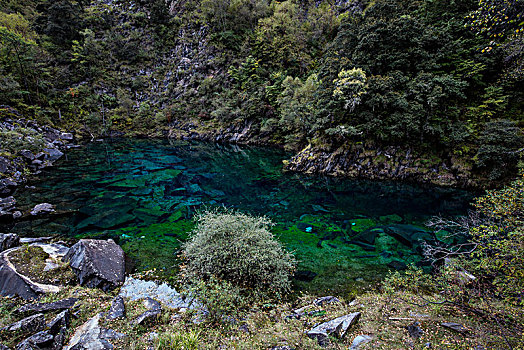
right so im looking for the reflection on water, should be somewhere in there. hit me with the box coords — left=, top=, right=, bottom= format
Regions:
left=6, top=139, right=473, bottom=295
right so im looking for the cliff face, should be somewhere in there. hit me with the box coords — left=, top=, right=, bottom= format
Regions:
left=284, top=143, right=482, bottom=189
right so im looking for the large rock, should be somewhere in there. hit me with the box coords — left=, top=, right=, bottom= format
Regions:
left=16, top=331, right=54, bottom=350
left=64, top=239, right=125, bottom=291
left=16, top=298, right=78, bottom=314
left=307, top=312, right=361, bottom=346
left=64, top=313, right=125, bottom=350
left=43, top=148, right=64, bottom=162
left=2, top=314, right=45, bottom=334
left=119, top=277, right=199, bottom=309
left=0, top=233, right=19, bottom=252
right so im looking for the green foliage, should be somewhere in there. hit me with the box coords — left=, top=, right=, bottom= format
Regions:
left=153, top=329, right=200, bottom=350
left=180, top=209, right=296, bottom=299
left=0, top=127, right=46, bottom=156
left=332, top=68, right=367, bottom=111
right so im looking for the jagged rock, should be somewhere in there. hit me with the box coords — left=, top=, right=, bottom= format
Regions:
left=107, top=296, right=125, bottom=320
left=134, top=309, right=161, bottom=325
left=441, top=322, right=468, bottom=334
left=64, top=239, right=125, bottom=291
left=313, top=296, right=340, bottom=306
left=350, top=335, right=373, bottom=349
left=0, top=157, right=9, bottom=173
left=47, top=310, right=70, bottom=335
left=119, top=277, right=198, bottom=309
left=0, top=233, right=19, bottom=252
left=16, top=331, right=53, bottom=350
left=0, top=196, right=16, bottom=211
left=17, top=298, right=78, bottom=314
left=60, top=133, right=73, bottom=141
left=307, top=312, right=361, bottom=346
left=2, top=314, right=45, bottom=334
left=30, top=203, right=55, bottom=216
left=142, top=297, right=161, bottom=311
left=0, top=178, right=17, bottom=196
left=406, top=322, right=424, bottom=338
left=0, top=343, right=9, bottom=350
left=52, top=327, right=66, bottom=350
left=0, top=250, right=40, bottom=299
left=43, top=148, right=63, bottom=162
left=64, top=313, right=125, bottom=350
left=18, top=150, right=35, bottom=161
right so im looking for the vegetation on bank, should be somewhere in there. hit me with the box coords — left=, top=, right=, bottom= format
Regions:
left=0, top=0, right=523, bottom=182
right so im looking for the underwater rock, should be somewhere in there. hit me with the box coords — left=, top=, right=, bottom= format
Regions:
left=293, top=270, right=317, bottom=282
left=76, top=210, right=135, bottom=230
left=64, top=239, right=125, bottom=291
left=307, top=312, right=361, bottom=346
left=30, top=203, right=55, bottom=216
left=0, top=233, right=20, bottom=252
left=387, top=260, right=408, bottom=271
left=384, top=225, right=432, bottom=247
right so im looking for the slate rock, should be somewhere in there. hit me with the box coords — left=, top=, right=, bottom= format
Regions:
left=16, top=331, right=53, bottom=350
left=43, top=148, right=63, bottom=162
left=64, top=313, right=125, bottom=350
left=350, top=335, right=373, bottom=349
left=0, top=178, right=17, bottom=196
left=307, top=312, right=361, bottom=346
left=0, top=251, right=40, bottom=299
left=52, top=327, right=66, bottom=350
left=0, top=157, right=9, bottom=173
left=0, top=196, right=16, bottom=211
left=18, top=150, right=35, bottom=161
left=313, top=296, right=340, bottom=306
left=441, top=322, right=468, bottom=334
left=17, top=298, right=78, bottom=314
left=64, top=239, right=125, bottom=291
left=293, top=270, right=317, bottom=282
left=2, top=314, right=45, bottom=334
left=406, top=322, right=424, bottom=338
left=30, top=203, right=55, bottom=216
left=47, top=310, right=70, bottom=335
left=107, top=296, right=125, bottom=320
left=0, top=233, right=19, bottom=252
left=143, top=297, right=161, bottom=311
left=60, top=133, right=73, bottom=141
left=134, top=309, right=161, bottom=325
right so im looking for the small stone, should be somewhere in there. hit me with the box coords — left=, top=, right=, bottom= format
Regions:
left=143, top=297, right=161, bottom=311
left=134, top=309, right=161, bottom=325
left=107, top=296, right=126, bottom=320
left=313, top=296, right=340, bottom=306
left=406, top=322, right=424, bottom=338
left=350, top=335, right=373, bottom=349
left=441, top=322, right=468, bottom=334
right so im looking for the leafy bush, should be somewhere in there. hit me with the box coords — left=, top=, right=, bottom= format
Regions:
left=180, top=209, right=296, bottom=299
left=153, top=329, right=200, bottom=350
left=0, top=127, right=46, bottom=156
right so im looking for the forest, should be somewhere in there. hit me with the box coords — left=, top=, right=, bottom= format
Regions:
left=1, top=0, right=523, bottom=182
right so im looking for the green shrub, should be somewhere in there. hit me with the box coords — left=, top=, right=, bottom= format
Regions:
left=180, top=209, right=296, bottom=299
left=0, top=127, right=46, bottom=156
left=153, top=330, right=200, bottom=350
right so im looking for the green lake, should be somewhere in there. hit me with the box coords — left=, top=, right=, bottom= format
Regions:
left=5, top=139, right=473, bottom=295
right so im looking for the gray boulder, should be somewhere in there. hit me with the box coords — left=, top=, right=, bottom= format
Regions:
left=307, top=312, right=361, bottom=346
left=17, top=298, right=78, bottom=314
left=43, top=148, right=63, bottom=162
left=64, top=313, right=125, bottom=350
left=64, top=239, right=125, bottom=291
left=350, top=335, right=373, bottom=349
left=30, top=203, right=55, bottom=216
left=2, top=314, right=45, bottom=334
left=107, top=296, right=125, bottom=320
left=16, top=331, right=53, bottom=350
left=0, top=233, right=19, bottom=252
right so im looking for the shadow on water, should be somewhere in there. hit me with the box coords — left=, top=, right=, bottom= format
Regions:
left=4, top=139, right=474, bottom=295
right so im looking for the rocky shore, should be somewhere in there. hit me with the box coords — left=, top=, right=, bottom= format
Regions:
left=0, top=108, right=76, bottom=224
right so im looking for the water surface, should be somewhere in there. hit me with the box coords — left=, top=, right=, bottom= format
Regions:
left=6, top=139, right=473, bottom=295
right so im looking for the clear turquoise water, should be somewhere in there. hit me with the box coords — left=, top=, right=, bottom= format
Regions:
left=8, top=139, right=473, bottom=295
